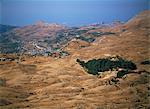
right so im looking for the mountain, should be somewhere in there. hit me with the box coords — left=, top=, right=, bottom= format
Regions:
left=0, top=20, right=117, bottom=54
left=124, top=10, right=150, bottom=30
left=0, top=24, right=18, bottom=33
left=0, top=10, right=149, bottom=109
left=0, top=22, right=67, bottom=54
left=10, top=21, right=67, bottom=40
left=64, top=10, right=149, bottom=62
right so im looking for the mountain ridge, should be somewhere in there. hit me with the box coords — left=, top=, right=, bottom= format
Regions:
left=0, top=10, right=149, bottom=109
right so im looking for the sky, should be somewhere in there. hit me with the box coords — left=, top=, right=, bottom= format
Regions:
left=0, top=0, right=149, bottom=26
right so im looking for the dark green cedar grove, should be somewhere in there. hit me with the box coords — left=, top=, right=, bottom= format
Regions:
left=77, top=56, right=137, bottom=75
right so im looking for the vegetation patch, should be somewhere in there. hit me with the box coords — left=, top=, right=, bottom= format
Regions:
left=0, top=78, right=6, bottom=86
left=76, top=36, right=95, bottom=42
left=141, top=60, right=150, bottom=65
left=116, top=70, right=129, bottom=78
left=77, top=56, right=137, bottom=75
left=89, top=32, right=115, bottom=37
left=0, top=99, right=12, bottom=106
left=76, top=30, right=88, bottom=34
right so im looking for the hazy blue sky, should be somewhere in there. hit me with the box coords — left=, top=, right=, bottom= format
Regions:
left=0, top=0, right=149, bottom=26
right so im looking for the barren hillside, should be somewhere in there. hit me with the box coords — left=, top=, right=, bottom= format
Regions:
left=0, top=10, right=150, bottom=109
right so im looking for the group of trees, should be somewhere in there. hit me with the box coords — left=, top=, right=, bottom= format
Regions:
left=77, top=56, right=137, bottom=75
left=76, top=36, right=95, bottom=43
left=141, top=60, right=150, bottom=65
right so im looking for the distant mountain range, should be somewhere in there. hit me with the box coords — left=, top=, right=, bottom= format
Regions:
left=0, top=20, right=119, bottom=54
left=0, top=24, right=18, bottom=33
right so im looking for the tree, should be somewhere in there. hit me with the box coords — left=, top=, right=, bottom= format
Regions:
left=76, top=56, right=137, bottom=75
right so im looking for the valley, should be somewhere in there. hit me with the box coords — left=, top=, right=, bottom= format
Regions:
left=0, top=10, right=150, bottom=109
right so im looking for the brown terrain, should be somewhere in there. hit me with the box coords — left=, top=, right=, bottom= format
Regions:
left=10, top=21, right=66, bottom=40
left=0, top=11, right=150, bottom=109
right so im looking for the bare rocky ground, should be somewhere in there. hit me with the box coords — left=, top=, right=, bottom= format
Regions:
left=0, top=11, right=150, bottom=109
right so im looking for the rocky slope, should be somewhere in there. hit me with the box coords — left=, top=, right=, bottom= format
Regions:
left=0, top=10, right=150, bottom=109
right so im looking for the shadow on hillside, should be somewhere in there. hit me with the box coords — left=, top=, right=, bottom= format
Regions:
left=19, top=64, right=37, bottom=74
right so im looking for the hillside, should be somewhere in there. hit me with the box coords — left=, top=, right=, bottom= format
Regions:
left=0, top=10, right=150, bottom=109
left=10, top=21, right=67, bottom=40
left=0, top=21, right=68, bottom=54
left=64, top=10, right=150, bottom=68
left=0, top=21, right=118, bottom=55
left=0, top=24, right=18, bottom=33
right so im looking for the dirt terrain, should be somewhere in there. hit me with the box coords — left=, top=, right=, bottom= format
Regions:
left=0, top=11, right=150, bottom=109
